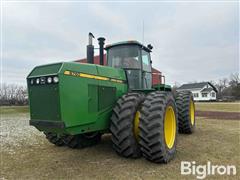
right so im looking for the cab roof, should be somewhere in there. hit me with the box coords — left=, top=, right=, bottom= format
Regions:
left=105, top=40, right=152, bottom=52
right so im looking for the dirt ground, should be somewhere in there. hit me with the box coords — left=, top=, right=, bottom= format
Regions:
left=1, top=105, right=240, bottom=180
left=196, top=111, right=240, bottom=120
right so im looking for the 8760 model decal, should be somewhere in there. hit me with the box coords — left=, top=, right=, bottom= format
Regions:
left=64, top=70, right=125, bottom=84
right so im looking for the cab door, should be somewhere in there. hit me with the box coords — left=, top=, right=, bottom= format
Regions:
left=141, top=50, right=152, bottom=89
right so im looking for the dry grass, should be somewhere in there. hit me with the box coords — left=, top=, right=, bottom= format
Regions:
left=1, top=106, right=240, bottom=180
left=0, top=106, right=29, bottom=114
left=195, top=102, right=240, bottom=112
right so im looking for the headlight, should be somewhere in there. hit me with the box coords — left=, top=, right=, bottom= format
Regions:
left=47, top=77, right=52, bottom=84
left=36, top=78, right=40, bottom=84
left=30, top=79, right=34, bottom=85
left=53, top=76, right=59, bottom=83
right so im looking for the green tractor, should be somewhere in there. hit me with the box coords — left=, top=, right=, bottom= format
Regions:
left=27, top=33, right=195, bottom=163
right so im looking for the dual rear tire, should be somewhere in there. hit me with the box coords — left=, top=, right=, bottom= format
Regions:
left=62, top=133, right=102, bottom=148
left=44, top=132, right=101, bottom=148
left=44, top=132, right=65, bottom=146
left=176, top=91, right=196, bottom=134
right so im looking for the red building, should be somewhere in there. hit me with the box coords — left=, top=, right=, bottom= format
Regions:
left=75, top=55, right=163, bottom=85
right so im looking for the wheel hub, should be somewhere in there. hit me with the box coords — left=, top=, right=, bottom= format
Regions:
left=134, top=110, right=140, bottom=140
left=190, top=99, right=195, bottom=125
left=164, top=106, right=176, bottom=149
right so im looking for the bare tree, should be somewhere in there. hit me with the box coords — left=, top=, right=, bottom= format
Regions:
left=212, top=73, right=240, bottom=101
left=228, top=73, right=240, bottom=100
left=0, top=83, right=28, bottom=105
left=229, top=73, right=239, bottom=87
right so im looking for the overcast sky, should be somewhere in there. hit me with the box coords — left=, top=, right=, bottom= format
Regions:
left=1, top=1, right=239, bottom=86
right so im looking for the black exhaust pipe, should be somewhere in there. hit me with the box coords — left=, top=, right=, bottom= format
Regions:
left=98, top=37, right=105, bottom=65
left=87, top=32, right=94, bottom=64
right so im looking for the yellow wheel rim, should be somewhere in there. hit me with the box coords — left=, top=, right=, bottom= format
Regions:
left=134, top=111, right=140, bottom=140
left=164, top=106, right=176, bottom=149
left=190, top=99, right=195, bottom=125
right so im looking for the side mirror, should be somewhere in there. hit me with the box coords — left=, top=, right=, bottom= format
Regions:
left=147, top=44, right=153, bottom=50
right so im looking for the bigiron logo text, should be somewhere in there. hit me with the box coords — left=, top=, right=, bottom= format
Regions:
left=181, top=161, right=237, bottom=179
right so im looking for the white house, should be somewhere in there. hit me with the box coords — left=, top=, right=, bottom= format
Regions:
left=177, top=82, right=218, bottom=101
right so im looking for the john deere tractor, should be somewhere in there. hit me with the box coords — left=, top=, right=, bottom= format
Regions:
left=27, top=33, right=195, bottom=163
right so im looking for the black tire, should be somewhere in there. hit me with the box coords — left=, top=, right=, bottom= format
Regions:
left=63, top=132, right=102, bottom=148
left=176, top=91, right=195, bottom=134
left=139, top=91, right=178, bottom=163
left=110, top=92, right=145, bottom=158
left=44, top=132, right=65, bottom=146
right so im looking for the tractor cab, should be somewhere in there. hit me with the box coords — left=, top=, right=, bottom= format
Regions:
left=105, top=41, right=152, bottom=90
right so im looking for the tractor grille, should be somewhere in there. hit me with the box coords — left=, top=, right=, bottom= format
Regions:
left=28, top=84, right=61, bottom=121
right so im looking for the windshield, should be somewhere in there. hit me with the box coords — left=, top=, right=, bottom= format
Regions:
left=107, top=45, right=140, bottom=69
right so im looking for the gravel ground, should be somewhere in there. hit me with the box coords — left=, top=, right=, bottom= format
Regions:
left=0, top=112, right=45, bottom=154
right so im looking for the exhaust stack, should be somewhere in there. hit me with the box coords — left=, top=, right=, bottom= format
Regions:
left=87, top=32, right=94, bottom=64
left=98, top=37, right=105, bottom=65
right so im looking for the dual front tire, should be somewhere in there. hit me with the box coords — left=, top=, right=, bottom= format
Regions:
left=110, top=90, right=195, bottom=163
left=109, top=93, right=145, bottom=158
left=139, top=91, right=177, bottom=163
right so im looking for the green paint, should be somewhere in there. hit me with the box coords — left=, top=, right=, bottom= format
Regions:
left=27, top=62, right=128, bottom=135
left=27, top=60, right=172, bottom=136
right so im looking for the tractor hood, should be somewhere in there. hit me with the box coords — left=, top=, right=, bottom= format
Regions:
left=27, top=62, right=127, bottom=135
